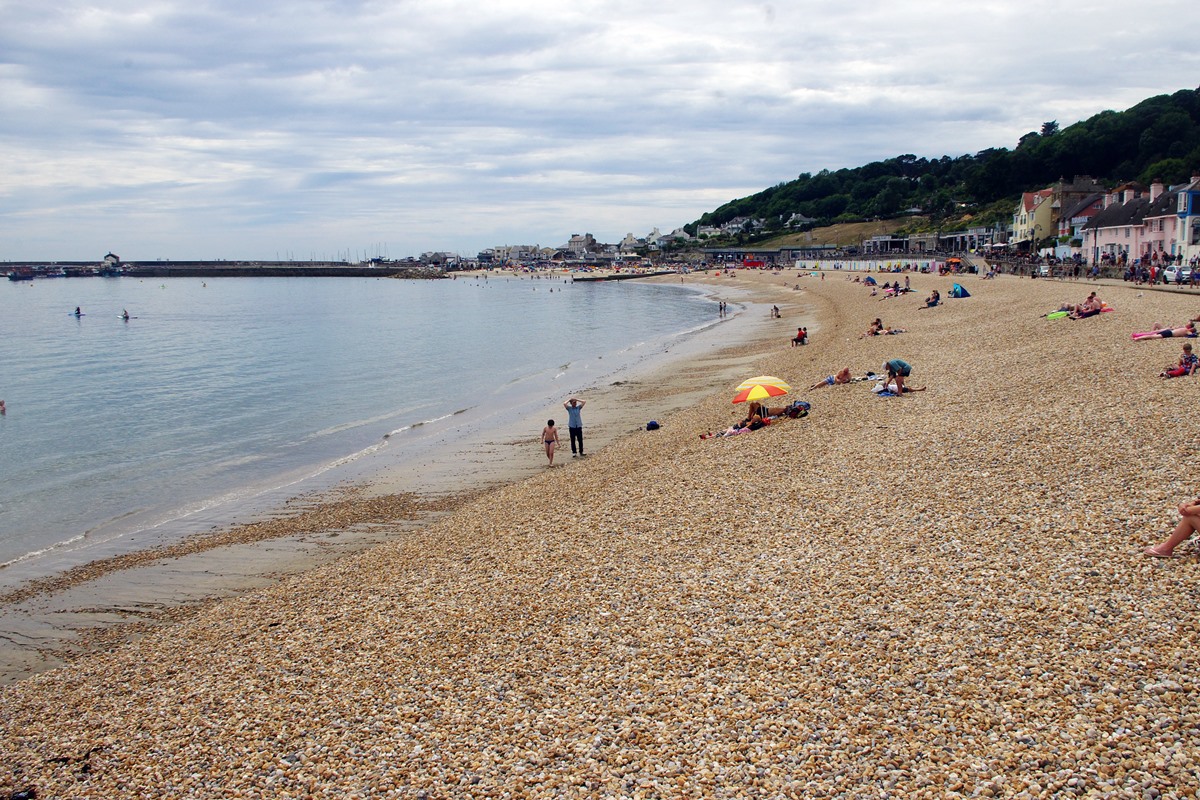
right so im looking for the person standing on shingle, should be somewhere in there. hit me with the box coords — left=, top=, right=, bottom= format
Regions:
left=563, top=397, right=586, bottom=458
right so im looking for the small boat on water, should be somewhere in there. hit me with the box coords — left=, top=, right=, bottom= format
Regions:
left=7, top=267, right=34, bottom=281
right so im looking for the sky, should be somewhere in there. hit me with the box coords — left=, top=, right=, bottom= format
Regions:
left=1, top=0, right=1197, bottom=262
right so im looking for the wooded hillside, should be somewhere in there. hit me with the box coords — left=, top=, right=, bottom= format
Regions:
left=691, top=87, right=1200, bottom=239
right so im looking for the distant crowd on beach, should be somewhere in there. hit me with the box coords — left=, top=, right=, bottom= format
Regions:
left=533, top=264, right=1200, bottom=563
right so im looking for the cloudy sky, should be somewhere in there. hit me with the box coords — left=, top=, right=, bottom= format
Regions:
left=1, top=0, right=1195, bottom=261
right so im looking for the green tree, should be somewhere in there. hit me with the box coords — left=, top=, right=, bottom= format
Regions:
left=1139, top=158, right=1191, bottom=185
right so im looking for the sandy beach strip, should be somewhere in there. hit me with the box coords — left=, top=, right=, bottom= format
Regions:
left=4, top=270, right=1200, bottom=797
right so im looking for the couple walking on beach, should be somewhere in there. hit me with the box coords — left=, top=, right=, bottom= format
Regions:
left=542, top=397, right=586, bottom=466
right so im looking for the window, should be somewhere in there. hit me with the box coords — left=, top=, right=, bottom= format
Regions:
left=1125, top=228, right=1131, bottom=238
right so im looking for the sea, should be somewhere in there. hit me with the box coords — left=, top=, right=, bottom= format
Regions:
left=0, top=272, right=724, bottom=589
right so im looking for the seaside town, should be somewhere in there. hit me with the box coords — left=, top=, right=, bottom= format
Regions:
left=6, top=175, right=1200, bottom=281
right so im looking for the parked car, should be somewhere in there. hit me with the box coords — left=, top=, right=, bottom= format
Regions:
left=1164, top=266, right=1192, bottom=284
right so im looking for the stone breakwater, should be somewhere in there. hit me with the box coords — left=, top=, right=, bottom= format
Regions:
left=3, top=273, right=1200, bottom=797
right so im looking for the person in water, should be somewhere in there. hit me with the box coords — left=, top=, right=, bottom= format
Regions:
left=74, top=306, right=82, bottom=316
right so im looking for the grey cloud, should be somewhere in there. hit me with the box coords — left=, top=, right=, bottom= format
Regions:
left=0, top=0, right=1196, bottom=258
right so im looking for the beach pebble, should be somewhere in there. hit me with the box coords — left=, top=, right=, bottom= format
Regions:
left=2, top=273, right=1200, bottom=797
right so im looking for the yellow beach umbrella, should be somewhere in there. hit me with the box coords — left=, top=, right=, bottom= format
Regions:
left=732, top=375, right=791, bottom=404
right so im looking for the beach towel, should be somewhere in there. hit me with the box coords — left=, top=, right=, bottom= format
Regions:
left=950, top=283, right=970, bottom=298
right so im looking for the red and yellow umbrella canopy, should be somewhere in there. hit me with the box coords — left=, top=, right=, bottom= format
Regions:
left=732, top=375, right=791, bottom=404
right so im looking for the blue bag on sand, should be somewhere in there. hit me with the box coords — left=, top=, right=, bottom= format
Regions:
left=646, top=420, right=660, bottom=430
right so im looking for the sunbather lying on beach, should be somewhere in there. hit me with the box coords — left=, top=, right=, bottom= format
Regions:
left=1132, top=322, right=1197, bottom=340
left=700, top=401, right=811, bottom=438
left=1144, top=496, right=1200, bottom=557
left=701, top=414, right=766, bottom=438
left=809, top=367, right=851, bottom=389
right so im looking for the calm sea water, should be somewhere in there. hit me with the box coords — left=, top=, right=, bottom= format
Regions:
left=0, top=273, right=715, bottom=582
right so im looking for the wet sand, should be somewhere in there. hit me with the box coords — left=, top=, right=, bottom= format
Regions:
left=4, top=269, right=1200, bottom=797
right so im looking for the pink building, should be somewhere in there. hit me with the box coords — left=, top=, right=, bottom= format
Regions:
left=1140, top=181, right=1181, bottom=263
left=1081, top=183, right=1147, bottom=266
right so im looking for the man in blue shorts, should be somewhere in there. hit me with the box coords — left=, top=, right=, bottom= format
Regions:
left=563, top=397, right=587, bottom=457
left=884, top=359, right=912, bottom=395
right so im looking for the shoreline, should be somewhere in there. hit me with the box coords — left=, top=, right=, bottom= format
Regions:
left=8, top=269, right=1200, bottom=795
left=0, top=269, right=814, bottom=683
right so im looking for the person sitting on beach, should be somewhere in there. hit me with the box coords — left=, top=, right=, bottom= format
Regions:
left=1132, top=322, right=1197, bottom=340
left=919, top=290, right=940, bottom=309
left=1069, top=293, right=1104, bottom=319
left=809, top=367, right=851, bottom=390
left=703, top=413, right=766, bottom=438
left=1145, top=496, right=1200, bottom=557
left=791, top=327, right=808, bottom=346
left=743, top=402, right=766, bottom=421
left=1160, top=343, right=1199, bottom=378
left=861, top=318, right=884, bottom=337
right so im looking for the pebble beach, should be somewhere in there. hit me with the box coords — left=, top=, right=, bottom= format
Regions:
left=3, top=269, right=1200, bottom=798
